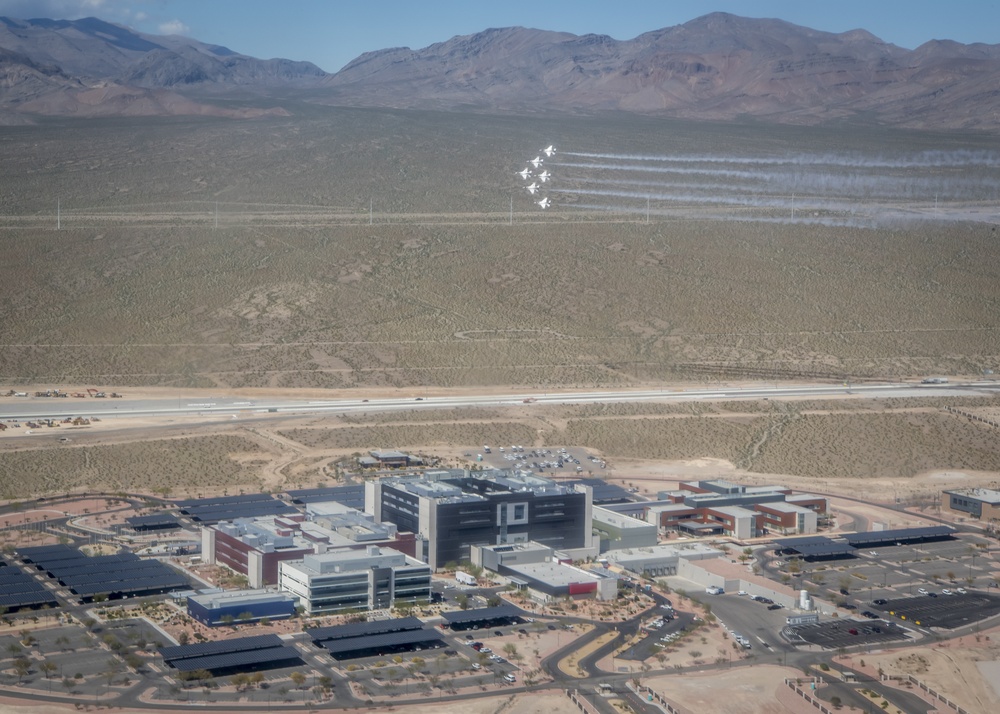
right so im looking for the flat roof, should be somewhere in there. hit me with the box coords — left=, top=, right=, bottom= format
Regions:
left=189, top=589, right=296, bottom=609
left=945, top=488, right=1000, bottom=504
left=592, top=506, right=655, bottom=529
left=506, top=562, right=598, bottom=588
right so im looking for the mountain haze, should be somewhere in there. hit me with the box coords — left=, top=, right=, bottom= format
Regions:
left=322, top=13, right=1000, bottom=130
left=1, top=13, right=999, bottom=129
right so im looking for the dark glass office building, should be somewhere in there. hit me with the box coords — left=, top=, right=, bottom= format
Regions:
left=367, top=472, right=592, bottom=569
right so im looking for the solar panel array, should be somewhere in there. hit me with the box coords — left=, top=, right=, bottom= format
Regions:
left=773, top=536, right=855, bottom=558
left=0, top=567, right=58, bottom=610
left=285, top=484, right=366, bottom=508
left=126, top=514, right=181, bottom=530
left=16, top=544, right=188, bottom=599
left=843, top=526, right=955, bottom=546
left=567, top=479, right=636, bottom=504
left=307, top=616, right=423, bottom=643
left=318, top=628, right=444, bottom=657
left=174, top=493, right=297, bottom=524
left=159, top=634, right=301, bottom=674
left=440, top=604, right=523, bottom=626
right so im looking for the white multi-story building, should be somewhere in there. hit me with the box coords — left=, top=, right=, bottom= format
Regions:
left=278, top=545, right=431, bottom=615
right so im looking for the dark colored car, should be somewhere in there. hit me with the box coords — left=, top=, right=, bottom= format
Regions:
left=767, top=604, right=783, bottom=611
left=848, top=628, right=859, bottom=635
left=873, top=599, right=888, bottom=606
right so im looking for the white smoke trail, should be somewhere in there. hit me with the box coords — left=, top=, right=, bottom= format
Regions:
left=562, top=149, right=1000, bottom=169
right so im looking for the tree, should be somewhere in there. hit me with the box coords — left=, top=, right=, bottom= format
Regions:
left=177, top=631, right=190, bottom=646
left=219, top=614, right=235, bottom=627
left=13, top=656, right=31, bottom=682
left=40, top=660, right=58, bottom=679
left=290, top=671, right=307, bottom=688
left=62, top=677, right=75, bottom=694
left=456, top=593, right=469, bottom=610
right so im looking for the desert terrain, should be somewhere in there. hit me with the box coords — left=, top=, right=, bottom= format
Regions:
left=2, top=392, right=998, bottom=502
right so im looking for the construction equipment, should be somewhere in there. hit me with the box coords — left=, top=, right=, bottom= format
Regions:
left=71, top=393, right=87, bottom=398
left=110, top=392, right=123, bottom=398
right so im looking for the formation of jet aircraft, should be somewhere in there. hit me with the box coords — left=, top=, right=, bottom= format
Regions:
left=517, top=146, right=555, bottom=208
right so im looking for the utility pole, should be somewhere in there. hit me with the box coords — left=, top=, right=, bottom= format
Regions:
left=57, top=199, right=60, bottom=230
left=510, top=194, right=513, bottom=225
left=369, top=198, right=373, bottom=225
left=214, top=201, right=218, bottom=230
left=646, top=195, right=650, bottom=224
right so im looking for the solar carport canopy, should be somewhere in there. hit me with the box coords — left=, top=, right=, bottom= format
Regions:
left=126, top=514, right=180, bottom=530
left=0, top=567, right=58, bottom=610
left=319, top=628, right=444, bottom=657
left=174, top=493, right=297, bottom=524
left=307, top=616, right=423, bottom=643
left=440, top=604, right=523, bottom=627
left=16, top=544, right=188, bottom=599
left=159, top=634, right=300, bottom=673
left=286, top=485, right=366, bottom=508
left=774, top=536, right=855, bottom=558
left=843, top=526, right=955, bottom=546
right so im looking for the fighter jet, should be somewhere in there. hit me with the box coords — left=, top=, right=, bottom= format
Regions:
left=537, top=170, right=551, bottom=183
left=529, top=156, right=544, bottom=168
left=517, top=168, right=532, bottom=180
left=525, top=182, right=539, bottom=195
left=537, top=197, right=551, bottom=209
left=543, top=145, right=556, bottom=157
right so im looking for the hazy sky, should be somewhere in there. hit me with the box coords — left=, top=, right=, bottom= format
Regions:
left=2, top=0, right=999, bottom=72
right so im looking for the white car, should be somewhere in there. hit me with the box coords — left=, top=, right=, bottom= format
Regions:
left=869, top=551, right=878, bottom=556
left=918, top=588, right=928, bottom=595
left=957, top=587, right=967, bottom=594
left=471, top=663, right=481, bottom=670
left=737, top=590, right=749, bottom=596
left=942, top=589, right=952, bottom=595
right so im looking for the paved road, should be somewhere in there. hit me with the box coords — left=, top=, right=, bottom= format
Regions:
left=3, top=381, right=997, bottom=423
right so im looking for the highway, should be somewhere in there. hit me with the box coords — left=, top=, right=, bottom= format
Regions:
left=2, top=380, right=998, bottom=423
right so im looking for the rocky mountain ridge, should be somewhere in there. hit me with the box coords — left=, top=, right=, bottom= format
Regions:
left=1, top=13, right=999, bottom=129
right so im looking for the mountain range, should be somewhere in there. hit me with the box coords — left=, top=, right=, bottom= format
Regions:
left=2, top=13, right=999, bottom=130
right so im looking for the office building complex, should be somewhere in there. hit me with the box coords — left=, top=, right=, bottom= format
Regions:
left=366, top=471, right=593, bottom=569
left=278, top=545, right=431, bottom=615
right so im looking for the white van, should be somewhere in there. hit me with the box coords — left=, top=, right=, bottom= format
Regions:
left=503, top=673, right=516, bottom=683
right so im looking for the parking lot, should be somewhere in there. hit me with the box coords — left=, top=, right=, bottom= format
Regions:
left=784, top=618, right=909, bottom=650
left=873, top=592, right=1000, bottom=629
left=786, top=535, right=997, bottom=612
left=477, top=446, right=608, bottom=477
left=621, top=611, right=695, bottom=661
